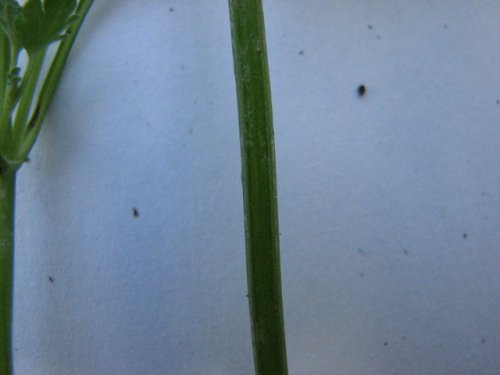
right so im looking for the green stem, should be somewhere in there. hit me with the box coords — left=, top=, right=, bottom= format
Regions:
left=0, top=32, right=9, bottom=111
left=0, top=167, right=15, bottom=375
left=228, top=1, right=288, bottom=374
left=0, top=32, right=10, bottom=152
left=11, top=50, right=46, bottom=156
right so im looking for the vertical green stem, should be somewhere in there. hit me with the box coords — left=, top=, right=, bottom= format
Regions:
left=12, top=50, right=46, bottom=150
left=0, top=32, right=9, bottom=109
left=228, top=1, right=288, bottom=374
left=0, top=167, right=15, bottom=375
left=0, top=32, right=10, bottom=150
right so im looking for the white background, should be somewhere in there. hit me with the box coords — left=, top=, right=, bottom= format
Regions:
left=12, top=1, right=500, bottom=374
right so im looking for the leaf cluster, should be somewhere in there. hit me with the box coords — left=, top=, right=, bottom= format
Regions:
left=0, top=0, right=77, bottom=54
left=0, top=0, right=92, bottom=172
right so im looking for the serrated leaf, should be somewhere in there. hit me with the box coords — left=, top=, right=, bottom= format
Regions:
left=0, top=0, right=77, bottom=54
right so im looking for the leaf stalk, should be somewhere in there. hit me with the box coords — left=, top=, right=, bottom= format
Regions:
left=0, top=167, right=15, bottom=375
left=228, top=1, right=289, bottom=374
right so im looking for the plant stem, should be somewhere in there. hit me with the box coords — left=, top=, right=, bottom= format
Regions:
left=0, top=32, right=10, bottom=150
left=228, top=1, right=288, bottom=374
left=0, top=32, right=9, bottom=111
left=0, top=167, right=15, bottom=375
left=11, top=50, right=46, bottom=150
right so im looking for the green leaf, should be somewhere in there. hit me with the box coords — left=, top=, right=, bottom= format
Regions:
left=0, top=0, right=21, bottom=42
left=0, top=0, right=77, bottom=54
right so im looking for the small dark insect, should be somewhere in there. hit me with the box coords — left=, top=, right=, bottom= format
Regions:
left=298, top=50, right=304, bottom=55
left=357, top=84, right=366, bottom=96
left=463, top=233, right=467, bottom=239
left=48, top=276, right=54, bottom=283
left=169, top=7, right=174, bottom=12
left=132, top=207, right=139, bottom=217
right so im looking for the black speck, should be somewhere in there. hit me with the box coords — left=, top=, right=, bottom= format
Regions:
left=14, top=348, right=18, bottom=352
left=25, top=157, right=30, bottom=162
left=481, top=338, right=486, bottom=343
left=383, top=341, right=388, bottom=346
left=298, top=49, right=304, bottom=56
left=48, top=276, right=54, bottom=283
left=245, top=294, right=249, bottom=298
left=403, top=249, right=409, bottom=256
left=169, top=7, right=174, bottom=12
left=132, top=207, right=139, bottom=218
left=357, top=84, right=366, bottom=96
left=443, top=24, right=448, bottom=29
left=463, top=233, right=467, bottom=239
left=368, top=24, right=373, bottom=29
left=496, top=99, right=499, bottom=105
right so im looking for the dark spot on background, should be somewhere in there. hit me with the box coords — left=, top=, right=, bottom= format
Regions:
left=463, top=233, right=467, bottom=239
left=133, top=207, right=139, bottom=218
left=403, top=249, right=409, bottom=256
left=383, top=341, right=388, bottom=346
left=358, top=84, right=366, bottom=96
left=481, top=338, right=486, bottom=343
left=48, top=276, right=54, bottom=283
left=298, top=49, right=304, bottom=56
left=169, top=7, right=174, bottom=12
left=368, top=24, right=373, bottom=29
